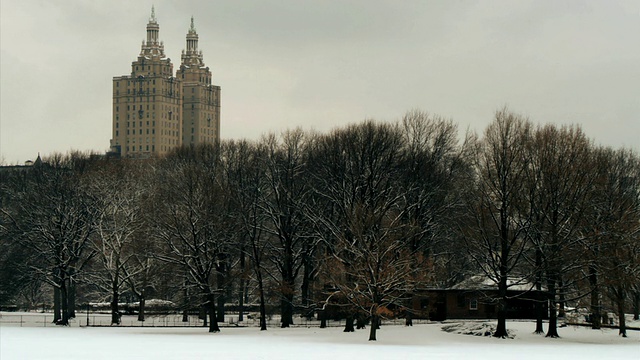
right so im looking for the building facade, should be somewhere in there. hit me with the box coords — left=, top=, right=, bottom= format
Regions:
left=110, top=8, right=220, bottom=158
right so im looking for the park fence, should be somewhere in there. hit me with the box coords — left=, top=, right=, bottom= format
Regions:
left=0, top=312, right=430, bottom=328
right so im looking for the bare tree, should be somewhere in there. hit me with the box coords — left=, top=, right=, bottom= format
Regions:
left=311, top=120, right=428, bottom=341
left=527, top=124, right=594, bottom=338
left=85, top=159, right=149, bottom=324
left=150, top=145, right=227, bottom=332
left=260, top=130, right=314, bottom=328
left=589, top=148, right=640, bottom=337
left=222, top=139, right=271, bottom=330
left=2, top=153, right=98, bottom=325
left=462, top=108, right=533, bottom=338
left=398, top=110, right=473, bottom=324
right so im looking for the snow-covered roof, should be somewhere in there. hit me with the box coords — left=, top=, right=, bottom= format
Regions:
left=450, top=275, right=540, bottom=291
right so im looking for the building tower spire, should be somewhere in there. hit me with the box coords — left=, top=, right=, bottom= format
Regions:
left=146, top=6, right=159, bottom=44
left=186, top=16, right=199, bottom=54
left=182, top=16, right=203, bottom=66
left=140, top=5, right=165, bottom=59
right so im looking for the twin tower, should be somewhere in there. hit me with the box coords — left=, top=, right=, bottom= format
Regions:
left=110, top=7, right=221, bottom=158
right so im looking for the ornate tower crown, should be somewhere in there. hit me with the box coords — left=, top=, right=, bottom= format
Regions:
left=182, top=16, right=204, bottom=67
left=140, top=6, right=165, bottom=59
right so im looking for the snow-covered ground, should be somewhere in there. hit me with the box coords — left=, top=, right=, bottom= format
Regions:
left=1, top=314, right=638, bottom=360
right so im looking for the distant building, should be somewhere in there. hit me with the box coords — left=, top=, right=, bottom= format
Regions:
left=413, top=276, right=548, bottom=321
left=110, top=7, right=221, bottom=158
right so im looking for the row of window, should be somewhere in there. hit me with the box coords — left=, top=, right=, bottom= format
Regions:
left=120, top=129, right=156, bottom=136
left=117, top=128, right=214, bottom=138
left=116, top=78, right=158, bottom=86
left=116, top=104, right=180, bottom=112
left=127, top=145, right=154, bottom=153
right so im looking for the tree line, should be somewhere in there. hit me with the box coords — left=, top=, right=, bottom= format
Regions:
left=1, top=109, right=639, bottom=340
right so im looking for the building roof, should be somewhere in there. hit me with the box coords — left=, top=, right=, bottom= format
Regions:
left=449, top=275, right=540, bottom=292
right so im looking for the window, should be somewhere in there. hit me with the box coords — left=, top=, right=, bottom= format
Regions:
left=469, top=299, right=478, bottom=311
left=116, top=130, right=119, bottom=136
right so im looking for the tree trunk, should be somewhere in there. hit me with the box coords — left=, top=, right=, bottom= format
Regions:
left=545, top=278, right=559, bottom=338
left=319, top=309, right=327, bottom=329
left=111, top=288, right=120, bottom=325
left=216, top=270, right=226, bottom=323
left=207, top=294, right=220, bottom=333
left=343, top=315, right=355, bottom=332
left=68, top=276, right=76, bottom=318
left=588, top=264, right=601, bottom=329
left=280, top=250, right=295, bottom=328
left=53, top=286, right=61, bottom=323
left=137, top=292, right=146, bottom=322
left=58, top=278, right=70, bottom=326
left=280, top=274, right=295, bottom=328
left=494, top=273, right=508, bottom=338
left=182, top=285, right=189, bottom=322
left=534, top=248, right=544, bottom=334
left=216, top=294, right=225, bottom=323
left=633, top=291, right=639, bottom=321
left=558, top=277, right=566, bottom=318
left=238, top=247, right=246, bottom=323
left=405, top=299, right=413, bottom=326
left=257, top=269, right=268, bottom=331
left=368, top=314, right=378, bottom=341
left=616, top=290, right=627, bottom=337
left=301, top=251, right=314, bottom=316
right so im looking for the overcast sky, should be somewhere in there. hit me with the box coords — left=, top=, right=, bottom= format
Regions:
left=1, top=0, right=638, bottom=163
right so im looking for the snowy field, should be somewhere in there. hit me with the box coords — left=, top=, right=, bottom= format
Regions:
left=1, top=314, right=638, bottom=360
